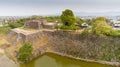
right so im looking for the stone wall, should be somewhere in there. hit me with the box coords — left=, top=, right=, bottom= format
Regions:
left=6, top=28, right=75, bottom=46
left=24, top=20, right=42, bottom=29
left=6, top=28, right=44, bottom=45
left=43, top=23, right=56, bottom=29
left=6, top=29, right=18, bottom=46
left=24, top=19, right=56, bottom=29
left=5, top=28, right=120, bottom=67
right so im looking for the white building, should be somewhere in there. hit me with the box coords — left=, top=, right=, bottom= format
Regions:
left=113, top=21, right=120, bottom=27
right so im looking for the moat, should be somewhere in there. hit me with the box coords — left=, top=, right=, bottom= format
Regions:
left=20, top=53, right=115, bottom=67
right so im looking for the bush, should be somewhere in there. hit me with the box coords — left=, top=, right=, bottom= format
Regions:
left=61, top=25, right=79, bottom=30
left=8, top=22, right=23, bottom=29
left=84, top=17, right=115, bottom=36
left=81, top=28, right=91, bottom=35
left=8, top=18, right=27, bottom=29
left=18, top=42, right=33, bottom=63
left=108, top=30, right=120, bottom=37
left=0, top=26, right=11, bottom=34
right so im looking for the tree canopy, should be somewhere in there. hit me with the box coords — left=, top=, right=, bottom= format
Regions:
left=92, top=17, right=112, bottom=35
left=60, top=9, right=75, bottom=26
left=60, top=9, right=79, bottom=30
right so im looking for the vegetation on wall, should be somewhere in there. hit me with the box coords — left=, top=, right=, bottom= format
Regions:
left=18, top=42, right=33, bottom=63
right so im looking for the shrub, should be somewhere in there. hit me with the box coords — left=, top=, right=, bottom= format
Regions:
left=8, top=22, right=23, bottom=29
left=0, top=26, right=11, bottom=34
left=8, top=18, right=27, bottom=29
left=84, top=17, right=117, bottom=37
left=61, top=25, right=79, bottom=30
left=81, top=28, right=91, bottom=35
left=18, top=42, right=33, bottom=63
left=108, top=30, right=120, bottom=37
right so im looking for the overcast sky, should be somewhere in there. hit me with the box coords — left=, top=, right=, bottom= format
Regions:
left=0, top=0, right=120, bottom=16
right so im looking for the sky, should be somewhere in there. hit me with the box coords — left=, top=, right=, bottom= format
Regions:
left=0, top=0, right=120, bottom=16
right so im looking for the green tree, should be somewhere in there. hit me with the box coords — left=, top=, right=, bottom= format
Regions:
left=92, top=17, right=112, bottom=36
left=18, top=42, right=33, bottom=63
left=95, top=17, right=106, bottom=21
left=60, top=9, right=79, bottom=30
left=61, top=9, right=75, bottom=26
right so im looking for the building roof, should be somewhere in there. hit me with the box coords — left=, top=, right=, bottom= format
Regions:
left=81, top=22, right=88, bottom=27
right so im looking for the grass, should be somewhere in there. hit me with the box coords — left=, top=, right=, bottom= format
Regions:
left=0, top=34, right=8, bottom=47
left=5, top=43, right=23, bottom=62
left=0, top=26, right=11, bottom=34
left=0, top=39, right=8, bottom=46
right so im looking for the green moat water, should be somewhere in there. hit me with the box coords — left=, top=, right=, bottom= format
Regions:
left=20, top=53, right=116, bottom=67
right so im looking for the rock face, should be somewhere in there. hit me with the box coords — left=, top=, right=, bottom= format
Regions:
left=24, top=20, right=42, bottom=29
